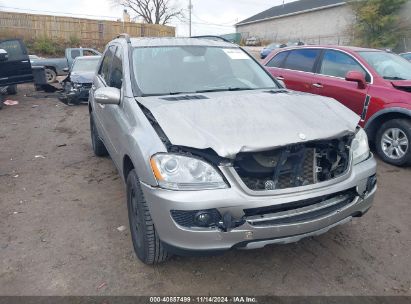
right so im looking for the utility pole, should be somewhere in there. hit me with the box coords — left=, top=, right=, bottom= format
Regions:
left=188, top=0, right=193, bottom=37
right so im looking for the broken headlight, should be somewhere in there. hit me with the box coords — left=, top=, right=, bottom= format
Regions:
left=352, top=128, right=370, bottom=165
left=72, top=83, right=83, bottom=89
left=150, top=154, right=228, bottom=190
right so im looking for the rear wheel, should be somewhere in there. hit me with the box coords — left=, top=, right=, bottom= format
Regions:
left=90, top=115, right=108, bottom=157
left=375, top=119, right=411, bottom=166
left=127, top=169, right=170, bottom=264
left=6, top=84, right=17, bottom=95
left=45, top=68, right=57, bottom=83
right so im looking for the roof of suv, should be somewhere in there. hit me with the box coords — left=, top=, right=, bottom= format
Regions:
left=122, top=37, right=236, bottom=48
left=277, top=45, right=383, bottom=53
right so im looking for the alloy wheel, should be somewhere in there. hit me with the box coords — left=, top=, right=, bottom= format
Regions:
left=381, top=128, right=409, bottom=160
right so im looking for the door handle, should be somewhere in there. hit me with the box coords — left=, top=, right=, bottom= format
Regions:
left=312, top=83, right=323, bottom=88
left=277, top=76, right=285, bottom=81
left=21, top=60, right=29, bottom=63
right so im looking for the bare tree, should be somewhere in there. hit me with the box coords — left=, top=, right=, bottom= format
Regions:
left=113, top=0, right=183, bottom=25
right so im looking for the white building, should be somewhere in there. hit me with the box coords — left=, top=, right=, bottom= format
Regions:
left=236, top=0, right=411, bottom=47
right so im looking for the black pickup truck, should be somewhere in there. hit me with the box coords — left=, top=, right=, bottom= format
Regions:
left=0, top=38, right=33, bottom=109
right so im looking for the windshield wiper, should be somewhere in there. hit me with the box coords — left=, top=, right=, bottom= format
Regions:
left=196, top=87, right=255, bottom=93
left=383, top=76, right=406, bottom=80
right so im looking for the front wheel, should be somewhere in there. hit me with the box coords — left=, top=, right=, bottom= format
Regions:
left=6, top=84, right=17, bottom=95
left=127, top=169, right=170, bottom=264
left=375, top=119, right=411, bottom=166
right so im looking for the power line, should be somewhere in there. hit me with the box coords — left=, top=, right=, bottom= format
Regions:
left=192, top=13, right=237, bottom=26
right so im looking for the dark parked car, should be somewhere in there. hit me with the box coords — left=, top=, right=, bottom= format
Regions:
left=0, top=38, right=33, bottom=109
left=400, top=52, right=411, bottom=61
left=60, top=55, right=101, bottom=105
left=263, top=46, right=411, bottom=166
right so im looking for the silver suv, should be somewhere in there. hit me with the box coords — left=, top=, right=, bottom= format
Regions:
left=89, top=35, right=377, bottom=264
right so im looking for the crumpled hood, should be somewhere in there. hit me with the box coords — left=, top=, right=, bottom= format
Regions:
left=139, top=90, right=360, bottom=158
left=70, top=72, right=95, bottom=84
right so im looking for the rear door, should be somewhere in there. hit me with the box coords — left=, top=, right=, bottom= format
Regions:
left=265, top=49, right=321, bottom=93
left=0, top=39, right=33, bottom=86
left=312, top=49, right=371, bottom=116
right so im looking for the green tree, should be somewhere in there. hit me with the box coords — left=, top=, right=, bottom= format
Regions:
left=350, top=0, right=408, bottom=48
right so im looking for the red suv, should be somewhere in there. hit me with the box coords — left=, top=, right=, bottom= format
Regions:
left=263, top=46, right=411, bottom=166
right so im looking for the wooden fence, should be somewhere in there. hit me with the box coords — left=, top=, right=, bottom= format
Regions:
left=0, top=11, right=175, bottom=46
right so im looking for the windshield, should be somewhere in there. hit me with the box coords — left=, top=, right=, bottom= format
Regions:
left=132, top=46, right=278, bottom=96
left=358, top=51, right=411, bottom=80
left=72, top=58, right=100, bottom=73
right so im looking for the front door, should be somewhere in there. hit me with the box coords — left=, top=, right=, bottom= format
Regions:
left=0, top=39, right=33, bottom=86
left=312, top=49, right=370, bottom=116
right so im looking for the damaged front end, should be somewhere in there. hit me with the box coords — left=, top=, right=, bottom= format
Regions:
left=135, top=92, right=376, bottom=252
left=233, top=135, right=353, bottom=191
left=60, top=81, right=92, bottom=105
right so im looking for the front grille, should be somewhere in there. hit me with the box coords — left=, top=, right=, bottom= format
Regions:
left=234, top=136, right=352, bottom=191
left=81, top=83, right=92, bottom=89
left=244, top=188, right=357, bottom=226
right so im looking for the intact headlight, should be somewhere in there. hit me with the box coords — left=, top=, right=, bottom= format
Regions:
left=150, top=154, right=228, bottom=190
left=352, top=128, right=370, bottom=165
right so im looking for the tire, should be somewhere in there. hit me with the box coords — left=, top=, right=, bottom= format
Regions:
left=375, top=119, right=411, bottom=166
left=0, top=95, right=3, bottom=110
left=127, top=169, right=170, bottom=264
left=90, top=115, right=108, bottom=157
left=6, top=84, right=17, bottom=95
left=45, top=68, right=57, bottom=83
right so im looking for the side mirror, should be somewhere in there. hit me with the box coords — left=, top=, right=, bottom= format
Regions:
left=62, top=67, right=69, bottom=73
left=345, top=71, right=367, bottom=89
left=94, top=87, right=121, bottom=105
left=0, top=49, right=8, bottom=62
left=276, top=78, right=286, bottom=88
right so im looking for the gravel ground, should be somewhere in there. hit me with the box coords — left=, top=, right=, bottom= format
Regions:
left=0, top=84, right=410, bottom=296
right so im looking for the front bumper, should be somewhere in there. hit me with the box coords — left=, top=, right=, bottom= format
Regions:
left=67, top=88, right=90, bottom=100
left=142, top=155, right=377, bottom=253
left=64, top=84, right=91, bottom=103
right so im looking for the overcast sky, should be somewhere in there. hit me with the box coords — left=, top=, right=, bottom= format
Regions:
left=0, top=0, right=294, bottom=36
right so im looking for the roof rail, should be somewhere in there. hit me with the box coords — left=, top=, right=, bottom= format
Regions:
left=116, top=33, right=131, bottom=43
left=191, top=35, right=232, bottom=44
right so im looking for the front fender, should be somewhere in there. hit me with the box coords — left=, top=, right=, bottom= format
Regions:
left=121, top=98, right=168, bottom=186
left=365, top=106, right=411, bottom=130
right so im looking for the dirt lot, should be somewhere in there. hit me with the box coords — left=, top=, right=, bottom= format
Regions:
left=1, top=84, right=410, bottom=296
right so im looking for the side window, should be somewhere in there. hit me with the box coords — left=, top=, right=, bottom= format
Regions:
left=283, top=49, right=320, bottom=72
left=0, top=40, right=24, bottom=60
left=320, top=50, right=368, bottom=80
left=83, top=49, right=99, bottom=56
left=71, top=49, right=81, bottom=60
left=98, top=46, right=115, bottom=85
left=266, top=51, right=288, bottom=68
left=110, top=47, right=123, bottom=89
